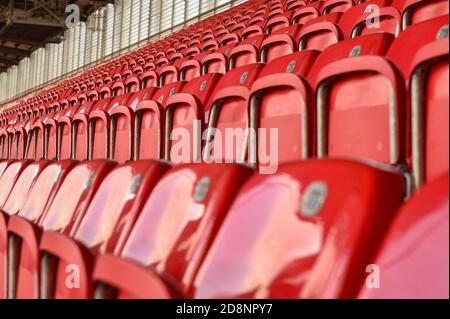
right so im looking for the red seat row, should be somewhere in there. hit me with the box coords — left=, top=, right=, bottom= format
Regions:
left=0, top=157, right=447, bottom=298
left=2, top=15, right=448, bottom=189
left=0, top=0, right=448, bottom=299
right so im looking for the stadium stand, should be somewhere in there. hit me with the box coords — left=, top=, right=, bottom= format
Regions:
left=0, top=0, right=448, bottom=299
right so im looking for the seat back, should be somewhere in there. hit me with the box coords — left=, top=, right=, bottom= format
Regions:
left=249, top=51, right=319, bottom=166
left=39, top=160, right=117, bottom=235
left=165, top=74, right=222, bottom=163
left=17, top=160, right=78, bottom=224
left=298, top=13, right=343, bottom=51
left=229, top=35, right=266, bottom=69
left=44, top=160, right=169, bottom=299
left=338, top=0, right=391, bottom=38
left=0, top=161, right=31, bottom=208
left=393, top=0, right=449, bottom=29
left=309, top=34, right=402, bottom=165
left=1, top=161, right=50, bottom=215
left=134, top=81, right=185, bottom=160
left=359, top=173, right=449, bottom=298
left=109, top=88, right=158, bottom=163
left=386, top=16, right=449, bottom=187
left=193, top=159, right=405, bottom=298
left=203, top=64, right=264, bottom=164
left=97, top=164, right=253, bottom=297
left=70, top=160, right=170, bottom=254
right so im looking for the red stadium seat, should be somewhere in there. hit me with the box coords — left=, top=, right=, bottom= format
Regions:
left=338, top=0, right=392, bottom=38
left=298, top=13, right=344, bottom=51
left=109, top=85, right=158, bottom=163
left=92, top=163, right=253, bottom=298
left=164, top=74, right=222, bottom=162
left=5, top=160, right=78, bottom=298
left=53, top=99, right=88, bottom=160
left=9, top=124, right=27, bottom=160
left=0, top=129, right=9, bottom=159
left=0, top=160, right=31, bottom=208
left=26, top=118, right=45, bottom=160
left=229, top=35, right=266, bottom=69
left=192, top=159, right=405, bottom=298
left=393, top=0, right=449, bottom=29
left=134, top=81, right=185, bottom=160
left=0, top=160, right=49, bottom=299
left=70, top=87, right=112, bottom=161
left=7, top=160, right=115, bottom=299
left=248, top=51, right=319, bottom=166
left=202, top=44, right=236, bottom=75
left=321, top=0, right=355, bottom=15
left=179, top=54, right=204, bottom=81
left=293, top=5, right=322, bottom=25
left=71, top=101, right=97, bottom=160
left=359, top=173, right=449, bottom=299
left=88, top=83, right=132, bottom=160
left=241, top=25, right=265, bottom=40
left=260, top=25, right=302, bottom=62
left=385, top=16, right=449, bottom=187
left=203, top=63, right=264, bottom=164
left=350, top=6, right=401, bottom=38
left=410, top=36, right=448, bottom=188
left=310, top=33, right=403, bottom=165
left=266, top=13, right=292, bottom=33
left=43, top=115, right=58, bottom=160
left=0, top=160, right=12, bottom=177
left=39, top=160, right=170, bottom=298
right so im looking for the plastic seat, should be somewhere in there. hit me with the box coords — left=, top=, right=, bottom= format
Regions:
left=266, top=13, right=292, bottom=33
left=71, top=101, right=97, bottom=160
left=321, top=0, right=355, bottom=14
left=248, top=51, right=319, bottom=166
left=193, top=159, right=405, bottom=298
left=241, top=25, right=265, bottom=40
left=393, top=0, right=449, bottom=29
left=308, top=32, right=395, bottom=85
left=164, top=74, right=222, bottom=162
left=385, top=16, right=449, bottom=187
left=179, top=53, right=206, bottom=81
left=9, top=124, right=27, bottom=160
left=88, top=83, right=133, bottom=160
left=201, top=44, right=236, bottom=75
left=260, top=25, right=302, bottom=63
left=0, top=160, right=12, bottom=178
left=42, top=114, right=59, bottom=160
left=71, top=86, right=113, bottom=160
left=92, top=163, right=253, bottom=299
left=7, top=160, right=116, bottom=299
left=5, top=160, right=78, bottom=299
left=359, top=173, right=449, bottom=299
left=287, top=0, right=308, bottom=13
left=309, top=33, right=404, bottom=165
left=39, top=160, right=170, bottom=298
left=53, top=98, right=88, bottom=160
left=339, top=0, right=392, bottom=38
left=0, top=129, right=9, bottom=159
left=0, top=160, right=32, bottom=211
left=229, top=35, right=266, bottom=69
left=157, top=64, right=180, bottom=87
left=0, top=160, right=49, bottom=299
left=109, top=79, right=157, bottom=163
left=26, top=117, right=45, bottom=160
left=203, top=63, right=264, bottom=164
left=134, top=81, right=185, bottom=160
left=298, top=13, right=344, bottom=51
left=350, top=6, right=401, bottom=38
